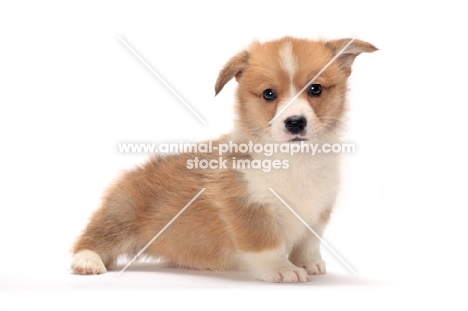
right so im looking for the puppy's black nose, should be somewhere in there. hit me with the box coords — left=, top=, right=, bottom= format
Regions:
left=284, top=116, right=307, bottom=134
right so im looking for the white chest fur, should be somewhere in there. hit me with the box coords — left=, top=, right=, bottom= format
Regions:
left=239, top=151, right=340, bottom=248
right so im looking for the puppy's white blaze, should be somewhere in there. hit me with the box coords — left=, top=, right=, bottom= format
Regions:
left=271, top=96, right=316, bottom=142
left=279, top=42, right=297, bottom=82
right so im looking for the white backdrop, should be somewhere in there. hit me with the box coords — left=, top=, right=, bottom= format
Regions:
left=1, top=1, right=467, bottom=310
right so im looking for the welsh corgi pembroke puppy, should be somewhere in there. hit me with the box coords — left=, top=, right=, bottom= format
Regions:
left=72, top=37, right=377, bottom=283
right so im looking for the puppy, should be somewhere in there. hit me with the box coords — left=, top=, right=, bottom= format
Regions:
left=72, top=37, right=377, bottom=283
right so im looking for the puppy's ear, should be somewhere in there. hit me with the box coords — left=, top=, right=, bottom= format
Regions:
left=326, top=38, right=378, bottom=75
left=215, top=51, right=249, bottom=95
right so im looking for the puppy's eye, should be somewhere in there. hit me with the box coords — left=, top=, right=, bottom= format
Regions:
left=263, top=89, right=277, bottom=101
left=308, top=84, right=322, bottom=96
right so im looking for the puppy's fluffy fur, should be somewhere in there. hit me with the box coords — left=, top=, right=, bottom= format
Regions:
left=72, top=37, right=376, bottom=282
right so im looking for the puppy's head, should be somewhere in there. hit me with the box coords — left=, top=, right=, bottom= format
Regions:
left=215, top=37, right=377, bottom=143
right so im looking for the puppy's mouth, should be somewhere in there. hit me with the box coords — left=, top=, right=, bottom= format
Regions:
left=289, top=137, right=308, bottom=142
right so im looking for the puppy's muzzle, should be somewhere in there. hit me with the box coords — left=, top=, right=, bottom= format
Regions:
left=284, top=116, right=307, bottom=134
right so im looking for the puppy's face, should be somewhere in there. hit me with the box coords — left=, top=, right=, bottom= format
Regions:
left=215, top=37, right=377, bottom=143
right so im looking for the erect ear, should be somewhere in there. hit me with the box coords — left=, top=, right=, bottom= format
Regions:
left=214, top=50, right=249, bottom=95
left=326, top=38, right=378, bottom=75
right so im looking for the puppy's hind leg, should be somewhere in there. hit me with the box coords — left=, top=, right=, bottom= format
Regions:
left=71, top=185, right=141, bottom=275
left=72, top=249, right=107, bottom=275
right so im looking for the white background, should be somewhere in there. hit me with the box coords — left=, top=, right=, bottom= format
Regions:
left=1, top=1, right=467, bottom=310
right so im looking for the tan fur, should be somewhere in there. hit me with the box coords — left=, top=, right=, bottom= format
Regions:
left=72, top=36, right=376, bottom=282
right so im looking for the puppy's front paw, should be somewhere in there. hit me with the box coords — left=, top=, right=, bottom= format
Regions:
left=254, top=266, right=309, bottom=283
left=304, top=259, right=326, bottom=275
left=71, top=250, right=107, bottom=275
